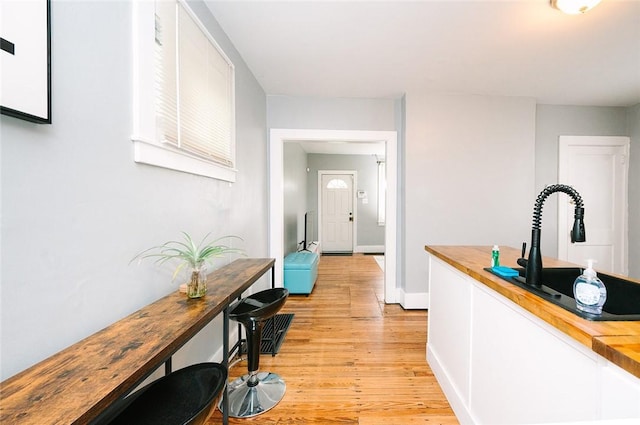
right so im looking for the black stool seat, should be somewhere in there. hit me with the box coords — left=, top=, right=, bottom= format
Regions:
left=108, top=362, right=227, bottom=425
left=224, top=287, right=288, bottom=418
left=229, top=287, right=289, bottom=322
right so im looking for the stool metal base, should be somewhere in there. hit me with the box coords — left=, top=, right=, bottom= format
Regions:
left=223, top=372, right=286, bottom=418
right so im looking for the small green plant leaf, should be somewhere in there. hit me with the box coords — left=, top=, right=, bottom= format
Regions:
left=130, top=232, right=246, bottom=281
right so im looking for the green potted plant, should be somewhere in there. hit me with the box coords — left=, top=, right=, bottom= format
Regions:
left=131, top=232, right=245, bottom=298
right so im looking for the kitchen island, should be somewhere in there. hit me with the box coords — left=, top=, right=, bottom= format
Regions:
left=425, top=245, right=640, bottom=425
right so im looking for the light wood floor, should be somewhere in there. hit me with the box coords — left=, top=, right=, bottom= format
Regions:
left=208, top=254, right=459, bottom=424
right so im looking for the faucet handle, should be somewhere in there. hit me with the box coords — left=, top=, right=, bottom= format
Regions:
left=517, top=242, right=528, bottom=268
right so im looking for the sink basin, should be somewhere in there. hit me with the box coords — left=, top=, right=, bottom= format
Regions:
left=486, top=267, right=640, bottom=321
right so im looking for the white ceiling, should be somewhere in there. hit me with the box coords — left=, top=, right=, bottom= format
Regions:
left=205, top=0, right=639, bottom=155
left=206, top=0, right=640, bottom=108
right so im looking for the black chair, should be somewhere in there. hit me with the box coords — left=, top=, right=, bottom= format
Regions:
left=107, top=362, right=227, bottom=425
left=224, top=287, right=289, bottom=418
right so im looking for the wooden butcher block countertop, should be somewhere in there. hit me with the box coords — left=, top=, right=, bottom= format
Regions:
left=424, top=245, right=640, bottom=379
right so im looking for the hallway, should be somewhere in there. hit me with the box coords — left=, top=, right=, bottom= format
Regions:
left=210, top=254, right=458, bottom=424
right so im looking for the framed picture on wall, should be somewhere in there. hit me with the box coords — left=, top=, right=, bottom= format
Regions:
left=0, top=0, right=51, bottom=124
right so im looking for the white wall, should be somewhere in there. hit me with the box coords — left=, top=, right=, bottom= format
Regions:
left=0, top=0, right=268, bottom=380
left=283, top=142, right=308, bottom=254
left=267, top=94, right=637, bottom=305
left=627, top=104, right=640, bottom=279
left=534, top=105, right=629, bottom=261
left=404, top=94, right=536, bottom=297
left=307, top=153, right=384, bottom=248
left=267, top=95, right=397, bottom=130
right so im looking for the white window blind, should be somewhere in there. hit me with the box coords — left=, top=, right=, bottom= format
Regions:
left=155, top=1, right=234, bottom=168
left=132, top=0, right=236, bottom=181
left=155, top=1, right=178, bottom=145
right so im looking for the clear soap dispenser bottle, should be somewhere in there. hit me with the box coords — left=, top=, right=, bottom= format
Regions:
left=573, top=259, right=607, bottom=315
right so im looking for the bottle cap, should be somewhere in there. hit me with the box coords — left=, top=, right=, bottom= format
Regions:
left=584, top=259, right=597, bottom=277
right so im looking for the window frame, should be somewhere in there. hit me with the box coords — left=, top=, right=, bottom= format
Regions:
left=131, top=0, right=236, bottom=182
left=326, top=178, right=349, bottom=189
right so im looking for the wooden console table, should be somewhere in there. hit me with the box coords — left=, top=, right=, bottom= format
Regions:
left=0, top=258, right=275, bottom=425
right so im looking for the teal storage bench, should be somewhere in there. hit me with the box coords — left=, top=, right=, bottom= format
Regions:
left=283, top=252, right=319, bottom=295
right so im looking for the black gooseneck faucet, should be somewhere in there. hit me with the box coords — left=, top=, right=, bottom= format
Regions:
left=521, top=184, right=586, bottom=287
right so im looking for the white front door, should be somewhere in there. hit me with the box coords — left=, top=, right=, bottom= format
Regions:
left=558, top=136, right=630, bottom=275
left=321, top=173, right=354, bottom=253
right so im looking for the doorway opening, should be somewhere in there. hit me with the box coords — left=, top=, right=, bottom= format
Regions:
left=269, top=129, right=398, bottom=304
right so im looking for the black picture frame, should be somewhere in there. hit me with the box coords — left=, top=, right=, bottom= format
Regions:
left=0, top=0, right=52, bottom=124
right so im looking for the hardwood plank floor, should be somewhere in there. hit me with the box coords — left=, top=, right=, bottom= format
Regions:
left=208, top=254, right=459, bottom=424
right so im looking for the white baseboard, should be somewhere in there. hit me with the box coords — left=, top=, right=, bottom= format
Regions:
left=354, top=245, right=385, bottom=254
left=396, top=288, right=429, bottom=309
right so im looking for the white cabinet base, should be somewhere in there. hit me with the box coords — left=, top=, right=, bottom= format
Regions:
left=426, top=254, right=640, bottom=425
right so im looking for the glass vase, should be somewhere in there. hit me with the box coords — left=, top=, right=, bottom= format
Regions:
left=187, top=265, right=207, bottom=298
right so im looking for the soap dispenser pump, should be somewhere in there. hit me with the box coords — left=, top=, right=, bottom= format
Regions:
left=573, top=259, right=607, bottom=315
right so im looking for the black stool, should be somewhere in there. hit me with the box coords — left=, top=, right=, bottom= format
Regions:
left=224, top=287, right=289, bottom=418
left=107, top=362, right=227, bottom=425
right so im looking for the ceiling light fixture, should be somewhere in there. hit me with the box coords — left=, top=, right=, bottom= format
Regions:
left=550, top=0, right=602, bottom=14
